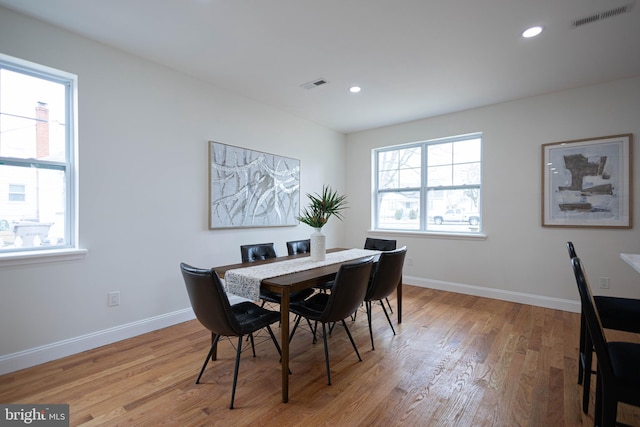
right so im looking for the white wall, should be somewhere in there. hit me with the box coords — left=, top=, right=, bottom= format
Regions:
left=0, top=7, right=346, bottom=372
left=345, top=76, right=640, bottom=309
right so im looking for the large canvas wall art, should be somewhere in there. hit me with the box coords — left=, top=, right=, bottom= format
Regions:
left=542, top=134, right=632, bottom=228
left=209, top=141, right=300, bottom=229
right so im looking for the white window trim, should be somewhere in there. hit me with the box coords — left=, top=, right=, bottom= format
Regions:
left=373, top=132, right=483, bottom=235
left=0, top=248, right=87, bottom=267
left=0, top=52, right=81, bottom=261
left=367, top=229, right=487, bottom=240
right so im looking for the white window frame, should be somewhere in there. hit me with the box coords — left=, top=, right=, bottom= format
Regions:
left=373, top=133, right=484, bottom=237
left=0, top=52, right=84, bottom=265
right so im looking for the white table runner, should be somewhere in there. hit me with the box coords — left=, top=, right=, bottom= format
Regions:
left=224, top=248, right=379, bottom=301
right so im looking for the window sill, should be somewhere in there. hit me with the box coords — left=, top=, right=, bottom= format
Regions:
left=369, top=229, right=487, bottom=241
left=0, top=248, right=88, bottom=268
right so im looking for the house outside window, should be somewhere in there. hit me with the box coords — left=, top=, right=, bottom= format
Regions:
left=374, top=133, right=482, bottom=234
left=8, top=184, right=26, bottom=202
left=0, top=53, right=77, bottom=252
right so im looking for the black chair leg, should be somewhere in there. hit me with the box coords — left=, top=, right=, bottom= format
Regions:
left=583, top=333, right=593, bottom=414
left=288, top=315, right=303, bottom=342
left=341, top=319, right=362, bottom=362
left=249, top=333, right=256, bottom=357
left=379, top=299, right=396, bottom=335
left=578, top=313, right=586, bottom=385
left=230, top=336, right=243, bottom=409
left=366, top=301, right=375, bottom=350
left=322, top=323, right=331, bottom=385
left=197, top=335, right=220, bottom=383
left=266, top=325, right=282, bottom=357
left=385, top=297, right=393, bottom=314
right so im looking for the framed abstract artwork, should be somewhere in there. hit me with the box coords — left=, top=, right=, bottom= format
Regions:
left=209, top=141, right=300, bottom=229
left=542, top=134, right=632, bottom=228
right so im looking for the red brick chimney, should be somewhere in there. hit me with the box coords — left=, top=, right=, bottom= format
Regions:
left=35, top=102, right=49, bottom=159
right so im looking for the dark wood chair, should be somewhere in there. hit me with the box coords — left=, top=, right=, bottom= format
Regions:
left=570, top=257, right=640, bottom=427
left=180, top=263, right=282, bottom=409
left=566, top=241, right=640, bottom=413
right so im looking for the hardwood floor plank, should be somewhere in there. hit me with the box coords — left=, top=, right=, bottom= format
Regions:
left=2, top=285, right=640, bottom=426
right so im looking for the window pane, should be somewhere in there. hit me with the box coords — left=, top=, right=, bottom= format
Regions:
left=427, top=164, right=452, bottom=187
left=427, top=143, right=452, bottom=166
left=0, top=69, right=67, bottom=162
left=453, top=138, right=481, bottom=164
left=0, top=164, right=67, bottom=248
left=426, top=188, right=481, bottom=232
left=378, top=147, right=421, bottom=190
left=377, top=191, right=420, bottom=230
left=453, top=162, right=481, bottom=186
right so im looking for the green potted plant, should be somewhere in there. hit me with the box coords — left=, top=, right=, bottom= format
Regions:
left=297, top=185, right=347, bottom=261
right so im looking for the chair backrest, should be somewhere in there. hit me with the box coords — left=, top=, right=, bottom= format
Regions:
left=570, top=257, right=614, bottom=378
left=366, top=247, right=407, bottom=301
left=364, top=237, right=397, bottom=251
left=240, top=242, right=277, bottom=262
left=286, top=239, right=311, bottom=255
left=567, top=241, right=577, bottom=259
left=180, top=263, right=241, bottom=336
left=321, top=257, right=374, bottom=323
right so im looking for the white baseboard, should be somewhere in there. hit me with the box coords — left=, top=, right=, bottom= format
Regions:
left=404, top=276, right=580, bottom=313
left=0, top=308, right=195, bottom=376
left=0, top=279, right=580, bottom=376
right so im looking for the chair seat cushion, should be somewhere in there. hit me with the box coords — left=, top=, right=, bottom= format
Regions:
left=608, top=342, right=640, bottom=388
left=260, top=288, right=315, bottom=304
left=231, top=302, right=280, bottom=334
left=595, top=296, right=640, bottom=333
left=289, top=293, right=329, bottom=321
left=315, top=280, right=334, bottom=291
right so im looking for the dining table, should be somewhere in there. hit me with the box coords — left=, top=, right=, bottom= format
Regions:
left=212, top=247, right=403, bottom=403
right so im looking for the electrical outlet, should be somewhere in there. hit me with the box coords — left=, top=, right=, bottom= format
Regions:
left=599, top=277, right=610, bottom=289
left=108, top=291, right=120, bottom=307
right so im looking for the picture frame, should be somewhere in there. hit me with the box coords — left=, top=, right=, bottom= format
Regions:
left=542, top=134, right=632, bottom=228
left=209, top=141, right=300, bottom=229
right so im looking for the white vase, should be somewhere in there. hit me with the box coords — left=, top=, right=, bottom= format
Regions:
left=310, top=227, right=326, bottom=262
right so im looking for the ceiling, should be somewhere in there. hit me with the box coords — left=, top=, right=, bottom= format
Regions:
left=1, top=0, right=639, bottom=134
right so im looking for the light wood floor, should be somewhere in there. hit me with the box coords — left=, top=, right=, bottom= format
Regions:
left=2, top=285, right=640, bottom=426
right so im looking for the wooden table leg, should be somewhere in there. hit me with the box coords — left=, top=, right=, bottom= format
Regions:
left=280, top=288, right=290, bottom=403
left=397, top=275, right=403, bottom=324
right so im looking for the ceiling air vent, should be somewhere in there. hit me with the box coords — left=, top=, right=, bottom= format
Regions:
left=300, top=79, right=328, bottom=90
left=572, top=3, right=634, bottom=28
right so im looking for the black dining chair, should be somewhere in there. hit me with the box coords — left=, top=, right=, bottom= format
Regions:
left=241, top=242, right=314, bottom=305
left=289, top=257, right=374, bottom=385
left=286, top=239, right=311, bottom=255
left=566, top=241, right=640, bottom=413
left=287, top=239, right=334, bottom=294
left=570, top=257, right=640, bottom=427
left=180, top=263, right=282, bottom=409
left=364, top=237, right=397, bottom=251
left=365, top=246, right=407, bottom=350
left=355, top=237, right=398, bottom=316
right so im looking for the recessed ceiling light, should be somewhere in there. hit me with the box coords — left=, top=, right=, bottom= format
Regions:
left=522, top=26, right=544, bottom=38
left=349, top=86, right=361, bottom=93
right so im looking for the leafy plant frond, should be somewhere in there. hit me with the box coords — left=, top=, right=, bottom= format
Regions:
left=297, top=185, right=348, bottom=228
